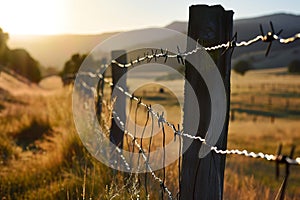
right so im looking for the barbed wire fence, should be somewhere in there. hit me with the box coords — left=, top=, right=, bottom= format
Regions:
left=74, top=16, right=300, bottom=200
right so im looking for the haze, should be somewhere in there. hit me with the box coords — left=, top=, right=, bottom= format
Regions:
left=0, top=0, right=300, bottom=35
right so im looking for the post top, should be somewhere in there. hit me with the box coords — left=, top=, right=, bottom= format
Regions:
left=190, top=4, right=234, bottom=14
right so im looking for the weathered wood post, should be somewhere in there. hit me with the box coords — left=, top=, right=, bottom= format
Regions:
left=110, top=50, right=127, bottom=150
left=181, top=5, right=233, bottom=199
left=96, top=58, right=107, bottom=122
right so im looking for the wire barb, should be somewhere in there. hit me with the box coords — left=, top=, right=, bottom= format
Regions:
left=260, top=21, right=284, bottom=56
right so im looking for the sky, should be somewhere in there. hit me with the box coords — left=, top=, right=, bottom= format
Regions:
left=0, top=0, right=300, bottom=35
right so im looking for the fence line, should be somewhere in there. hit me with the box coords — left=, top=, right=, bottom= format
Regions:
left=79, top=75, right=300, bottom=167
left=109, top=30, right=300, bottom=68
left=79, top=74, right=300, bottom=199
left=79, top=72, right=298, bottom=198
left=72, top=29, right=300, bottom=74
left=80, top=79, right=174, bottom=199
left=75, top=23, right=300, bottom=199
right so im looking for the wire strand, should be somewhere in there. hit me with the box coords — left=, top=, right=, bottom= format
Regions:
left=78, top=75, right=300, bottom=166
left=112, top=111, right=173, bottom=199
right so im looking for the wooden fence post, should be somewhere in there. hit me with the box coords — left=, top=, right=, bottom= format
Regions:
left=181, top=5, right=233, bottom=199
left=96, top=58, right=107, bottom=122
left=110, top=50, right=127, bottom=150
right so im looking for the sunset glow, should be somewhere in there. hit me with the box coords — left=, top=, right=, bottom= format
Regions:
left=0, top=0, right=65, bottom=35
left=0, top=0, right=300, bottom=35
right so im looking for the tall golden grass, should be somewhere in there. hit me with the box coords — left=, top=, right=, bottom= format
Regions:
left=0, top=68, right=300, bottom=199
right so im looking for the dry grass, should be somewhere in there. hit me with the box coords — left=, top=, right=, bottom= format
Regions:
left=0, top=68, right=300, bottom=199
left=0, top=85, right=169, bottom=199
left=225, top=69, right=300, bottom=199
left=0, top=87, right=108, bottom=199
left=225, top=121, right=300, bottom=199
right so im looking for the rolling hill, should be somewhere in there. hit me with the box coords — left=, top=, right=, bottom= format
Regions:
left=7, top=13, right=300, bottom=70
left=8, top=32, right=119, bottom=70
left=164, top=13, right=300, bottom=67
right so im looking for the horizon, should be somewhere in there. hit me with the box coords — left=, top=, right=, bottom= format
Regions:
left=5, top=12, right=299, bottom=37
left=1, top=0, right=300, bottom=36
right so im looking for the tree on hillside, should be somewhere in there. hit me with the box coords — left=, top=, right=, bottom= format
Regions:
left=288, top=60, right=300, bottom=74
left=233, top=60, right=252, bottom=76
left=0, top=28, right=42, bottom=83
left=8, top=49, right=41, bottom=83
left=0, top=28, right=10, bottom=65
left=60, top=53, right=87, bottom=85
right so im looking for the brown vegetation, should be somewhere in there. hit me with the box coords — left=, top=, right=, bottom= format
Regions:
left=0, top=67, right=300, bottom=199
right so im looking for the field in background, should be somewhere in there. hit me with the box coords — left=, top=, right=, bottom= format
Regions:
left=0, top=67, right=300, bottom=199
left=227, top=68, right=300, bottom=199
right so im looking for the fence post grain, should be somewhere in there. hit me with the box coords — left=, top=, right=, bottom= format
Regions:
left=110, top=50, right=127, bottom=151
left=181, top=5, right=233, bottom=199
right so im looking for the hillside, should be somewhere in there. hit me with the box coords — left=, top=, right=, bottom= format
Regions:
left=164, top=13, right=300, bottom=69
left=8, top=33, right=118, bottom=69
left=233, top=13, right=300, bottom=57
left=0, top=68, right=62, bottom=96
left=7, top=13, right=300, bottom=70
left=0, top=71, right=41, bottom=96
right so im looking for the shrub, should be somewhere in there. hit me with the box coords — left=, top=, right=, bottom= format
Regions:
left=233, top=60, right=252, bottom=75
left=0, top=135, right=16, bottom=164
left=288, top=60, right=300, bottom=73
left=60, top=53, right=87, bottom=85
left=8, top=49, right=41, bottom=83
left=0, top=28, right=42, bottom=83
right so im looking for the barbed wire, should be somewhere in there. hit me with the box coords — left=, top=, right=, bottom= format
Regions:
left=211, top=147, right=300, bottom=165
left=76, top=25, right=300, bottom=199
left=100, top=104, right=132, bottom=172
left=79, top=80, right=173, bottom=199
left=106, top=31, right=300, bottom=68
left=72, top=28, right=300, bottom=72
left=78, top=73, right=176, bottom=131
left=78, top=72, right=300, bottom=166
left=112, top=110, right=173, bottom=199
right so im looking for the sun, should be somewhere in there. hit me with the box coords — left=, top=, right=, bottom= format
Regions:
left=0, top=0, right=64, bottom=35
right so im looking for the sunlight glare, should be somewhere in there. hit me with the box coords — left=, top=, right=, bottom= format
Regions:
left=0, top=0, right=64, bottom=35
